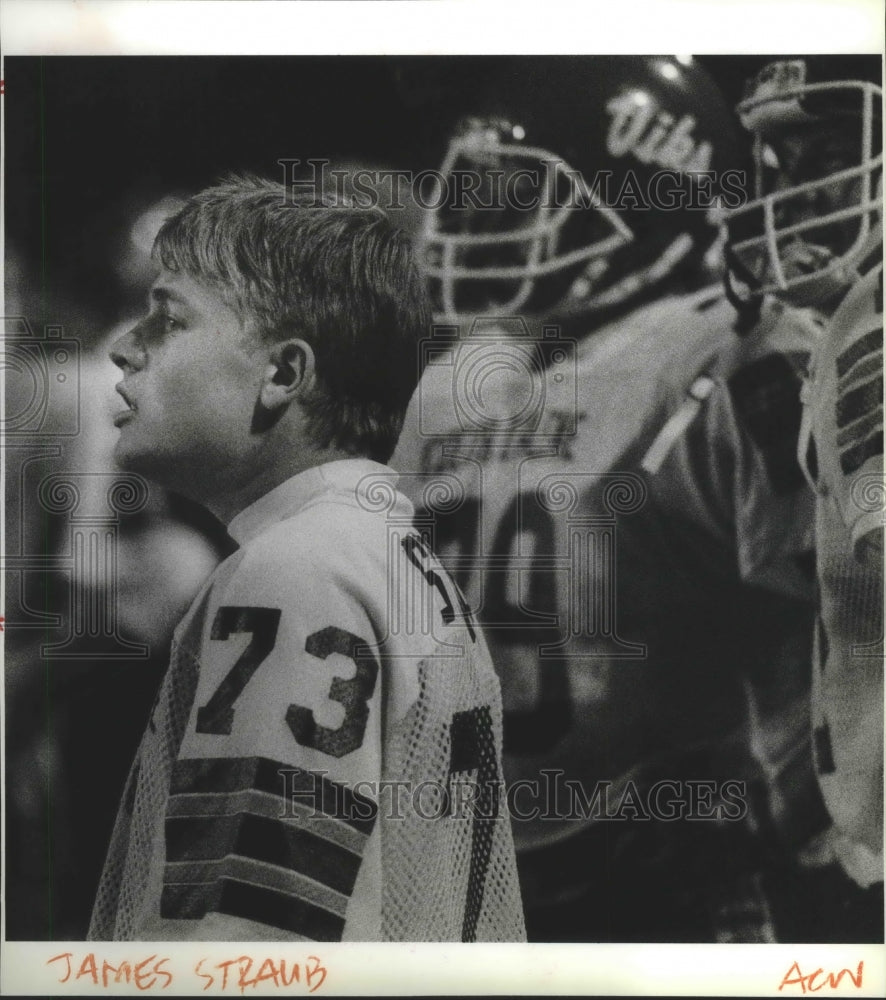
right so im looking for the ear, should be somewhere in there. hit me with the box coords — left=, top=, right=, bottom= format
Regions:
left=258, top=339, right=316, bottom=411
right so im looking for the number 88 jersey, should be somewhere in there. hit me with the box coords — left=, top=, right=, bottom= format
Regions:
left=88, top=459, right=526, bottom=942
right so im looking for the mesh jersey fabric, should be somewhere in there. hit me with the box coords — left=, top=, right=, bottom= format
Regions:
left=798, top=263, right=884, bottom=889
left=89, top=459, right=526, bottom=942
left=391, top=288, right=823, bottom=930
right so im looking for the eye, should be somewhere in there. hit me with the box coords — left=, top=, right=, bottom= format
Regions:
left=164, top=314, right=184, bottom=332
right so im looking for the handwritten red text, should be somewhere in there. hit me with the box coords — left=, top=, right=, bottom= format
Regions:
left=195, top=955, right=327, bottom=993
left=47, top=952, right=173, bottom=990
left=779, top=960, right=864, bottom=993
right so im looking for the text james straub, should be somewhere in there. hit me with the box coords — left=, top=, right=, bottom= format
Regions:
left=45, top=951, right=328, bottom=993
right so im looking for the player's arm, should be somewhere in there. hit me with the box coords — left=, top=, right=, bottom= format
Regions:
left=140, top=540, right=385, bottom=942
left=650, top=312, right=823, bottom=845
left=654, top=322, right=817, bottom=596
left=832, top=265, right=884, bottom=568
left=726, top=337, right=818, bottom=596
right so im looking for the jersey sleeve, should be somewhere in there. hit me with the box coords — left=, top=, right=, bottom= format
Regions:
left=825, top=265, right=884, bottom=562
left=148, top=535, right=386, bottom=942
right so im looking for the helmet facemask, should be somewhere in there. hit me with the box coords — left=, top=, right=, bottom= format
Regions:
left=418, top=117, right=633, bottom=322
left=415, top=57, right=747, bottom=325
left=725, top=61, right=883, bottom=311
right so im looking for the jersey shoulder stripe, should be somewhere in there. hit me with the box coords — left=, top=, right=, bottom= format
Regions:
left=162, top=755, right=378, bottom=936
left=170, top=756, right=378, bottom=832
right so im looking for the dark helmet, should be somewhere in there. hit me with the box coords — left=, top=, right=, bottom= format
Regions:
left=415, top=55, right=745, bottom=323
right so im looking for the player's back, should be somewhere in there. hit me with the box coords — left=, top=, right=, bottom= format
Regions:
left=391, top=287, right=821, bottom=930
left=392, top=293, right=745, bottom=849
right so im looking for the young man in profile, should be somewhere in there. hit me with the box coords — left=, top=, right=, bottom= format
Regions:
left=89, top=176, right=525, bottom=943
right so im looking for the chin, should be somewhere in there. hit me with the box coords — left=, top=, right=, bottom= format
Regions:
left=112, top=433, right=152, bottom=469
left=111, top=443, right=141, bottom=473
left=112, top=440, right=170, bottom=485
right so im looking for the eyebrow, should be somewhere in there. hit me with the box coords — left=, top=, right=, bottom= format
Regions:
left=149, top=287, right=190, bottom=308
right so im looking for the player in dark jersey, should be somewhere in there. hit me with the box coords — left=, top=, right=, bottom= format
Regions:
left=392, top=55, right=830, bottom=941
left=725, top=56, right=883, bottom=941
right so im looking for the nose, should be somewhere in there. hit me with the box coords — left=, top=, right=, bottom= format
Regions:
left=109, top=323, right=147, bottom=373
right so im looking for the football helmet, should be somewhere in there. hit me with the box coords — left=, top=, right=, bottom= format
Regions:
left=415, top=56, right=744, bottom=323
left=724, top=57, right=883, bottom=311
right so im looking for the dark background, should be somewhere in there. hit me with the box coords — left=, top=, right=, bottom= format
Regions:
left=5, top=55, right=775, bottom=341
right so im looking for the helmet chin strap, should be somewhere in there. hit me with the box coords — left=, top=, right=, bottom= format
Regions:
left=723, top=240, right=765, bottom=331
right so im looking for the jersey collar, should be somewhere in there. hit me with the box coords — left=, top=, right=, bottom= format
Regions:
left=227, top=459, right=407, bottom=547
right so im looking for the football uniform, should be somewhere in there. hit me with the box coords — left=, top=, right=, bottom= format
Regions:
left=392, top=287, right=822, bottom=940
left=798, top=262, right=884, bottom=890
left=89, top=459, right=525, bottom=942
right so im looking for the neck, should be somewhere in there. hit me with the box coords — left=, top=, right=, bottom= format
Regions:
left=196, top=444, right=361, bottom=525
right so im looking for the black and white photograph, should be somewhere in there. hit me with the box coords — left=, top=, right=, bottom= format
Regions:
left=2, top=0, right=884, bottom=994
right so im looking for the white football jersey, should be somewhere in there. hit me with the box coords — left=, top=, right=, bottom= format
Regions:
left=392, top=289, right=822, bottom=908
left=798, top=262, right=884, bottom=888
left=89, top=459, right=526, bottom=942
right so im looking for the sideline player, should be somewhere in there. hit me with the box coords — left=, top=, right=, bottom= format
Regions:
left=88, top=175, right=525, bottom=942
left=392, top=55, right=826, bottom=941
left=725, top=56, right=883, bottom=941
